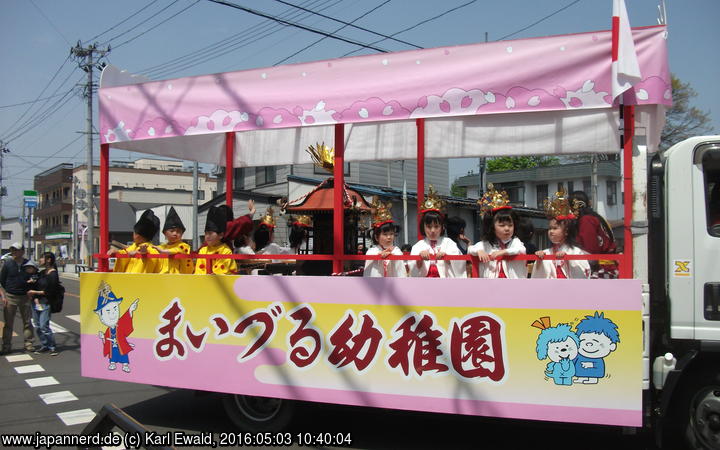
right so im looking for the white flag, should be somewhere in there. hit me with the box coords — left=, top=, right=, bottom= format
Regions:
left=612, top=0, right=642, bottom=101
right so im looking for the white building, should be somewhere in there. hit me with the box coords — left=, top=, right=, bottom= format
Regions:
left=1, top=217, right=24, bottom=253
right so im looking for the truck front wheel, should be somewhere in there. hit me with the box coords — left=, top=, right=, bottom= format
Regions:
left=667, top=369, right=720, bottom=449
left=222, top=394, right=295, bottom=432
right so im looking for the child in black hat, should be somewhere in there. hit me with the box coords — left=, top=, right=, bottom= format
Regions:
left=153, top=207, right=193, bottom=274
left=195, top=206, right=237, bottom=275
left=109, top=209, right=161, bottom=273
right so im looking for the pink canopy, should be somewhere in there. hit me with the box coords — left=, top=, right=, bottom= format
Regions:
left=99, top=25, right=669, bottom=165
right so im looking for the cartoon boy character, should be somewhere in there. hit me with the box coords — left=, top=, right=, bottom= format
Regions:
left=94, top=282, right=139, bottom=373
left=532, top=317, right=579, bottom=386
left=574, top=311, right=620, bottom=384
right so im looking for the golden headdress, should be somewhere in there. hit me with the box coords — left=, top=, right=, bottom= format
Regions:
left=420, top=185, right=446, bottom=214
left=306, top=142, right=334, bottom=173
left=260, top=207, right=276, bottom=228
left=478, top=183, right=511, bottom=216
left=370, top=196, right=394, bottom=228
left=291, top=214, right=312, bottom=228
left=544, top=188, right=578, bottom=220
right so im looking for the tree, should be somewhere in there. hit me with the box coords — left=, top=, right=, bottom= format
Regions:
left=486, top=156, right=559, bottom=173
left=661, top=75, right=714, bottom=150
left=450, top=179, right=467, bottom=197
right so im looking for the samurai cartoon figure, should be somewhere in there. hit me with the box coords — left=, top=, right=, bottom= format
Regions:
left=94, top=282, right=139, bottom=373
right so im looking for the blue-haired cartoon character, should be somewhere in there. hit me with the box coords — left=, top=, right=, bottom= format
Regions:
left=532, top=317, right=579, bottom=386
left=574, top=311, right=619, bottom=384
left=94, top=282, right=139, bottom=373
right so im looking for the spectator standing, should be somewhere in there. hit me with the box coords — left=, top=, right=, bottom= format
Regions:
left=0, top=243, right=33, bottom=353
left=26, top=253, right=60, bottom=355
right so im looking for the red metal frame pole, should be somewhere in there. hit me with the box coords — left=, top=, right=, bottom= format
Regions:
left=416, top=118, right=425, bottom=241
left=333, top=123, right=345, bottom=274
left=98, top=143, right=110, bottom=272
left=620, top=105, right=635, bottom=278
left=225, top=132, right=234, bottom=207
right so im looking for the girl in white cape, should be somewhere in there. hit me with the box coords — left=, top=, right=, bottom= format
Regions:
left=364, top=197, right=406, bottom=277
left=410, top=186, right=466, bottom=278
left=468, top=184, right=526, bottom=278
left=532, top=189, right=591, bottom=279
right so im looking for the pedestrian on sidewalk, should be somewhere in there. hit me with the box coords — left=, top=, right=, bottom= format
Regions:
left=0, top=243, right=33, bottom=354
left=26, top=252, right=60, bottom=355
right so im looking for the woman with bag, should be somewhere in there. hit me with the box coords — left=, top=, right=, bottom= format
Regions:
left=27, top=252, right=60, bottom=355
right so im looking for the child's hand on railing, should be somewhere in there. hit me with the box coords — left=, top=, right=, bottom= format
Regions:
left=436, top=251, right=446, bottom=260
left=535, top=250, right=546, bottom=259
left=490, top=250, right=507, bottom=260
left=476, top=250, right=491, bottom=263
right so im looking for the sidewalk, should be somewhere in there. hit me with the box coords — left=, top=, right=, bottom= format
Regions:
left=58, top=263, right=90, bottom=279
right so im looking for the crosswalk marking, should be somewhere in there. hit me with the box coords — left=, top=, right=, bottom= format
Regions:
left=15, top=364, right=44, bottom=374
left=66, top=314, right=81, bottom=323
left=6, top=354, right=33, bottom=362
left=40, top=390, right=78, bottom=405
left=57, top=409, right=95, bottom=426
left=50, top=321, right=69, bottom=333
left=26, top=376, right=59, bottom=387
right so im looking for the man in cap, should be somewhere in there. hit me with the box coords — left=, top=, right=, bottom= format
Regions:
left=0, top=243, right=33, bottom=353
left=109, top=210, right=161, bottom=273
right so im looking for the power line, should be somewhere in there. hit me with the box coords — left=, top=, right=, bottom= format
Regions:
left=271, top=0, right=421, bottom=49
left=82, top=0, right=162, bottom=45
left=496, top=0, right=583, bottom=41
left=206, top=0, right=389, bottom=53
left=111, top=0, right=201, bottom=50
left=274, top=0, right=394, bottom=65
left=341, top=0, right=479, bottom=57
left=141, top=0, right=342, bottom=78
left=1, top=55, right=73, bottom=139
left=29, top=0, right=71, bottom=46
left=100, top=0, right=182, bottom=46
left=0, top=91, right=72, bottom=109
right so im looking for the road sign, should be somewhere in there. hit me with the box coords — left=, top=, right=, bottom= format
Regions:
left=23, top=189, right=38, bottom=208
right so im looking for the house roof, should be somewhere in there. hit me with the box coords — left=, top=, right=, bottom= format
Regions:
left=455, top=160, right=621, bottom=186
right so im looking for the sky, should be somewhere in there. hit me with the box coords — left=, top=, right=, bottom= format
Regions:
left=1, top=0, right=718, bottom=218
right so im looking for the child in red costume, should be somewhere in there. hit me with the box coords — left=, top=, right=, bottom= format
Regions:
left=95, top=282, right=139, bottom=373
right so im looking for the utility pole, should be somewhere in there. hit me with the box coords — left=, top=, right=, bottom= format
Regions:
left=0, top=141, right=9, bottom=250
left=71, top=41, right=109, bottom=267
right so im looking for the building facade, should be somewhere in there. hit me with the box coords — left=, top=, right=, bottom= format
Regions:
left=1, top=217, right=24, bottom=254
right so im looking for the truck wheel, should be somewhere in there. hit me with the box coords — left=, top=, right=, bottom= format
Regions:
left=667, top=370, right=720, bottom=449
left=222, top=394, right=295, bottom=432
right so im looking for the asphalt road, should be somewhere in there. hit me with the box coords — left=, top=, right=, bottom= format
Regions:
left=0, top=274, right=656, bottom=449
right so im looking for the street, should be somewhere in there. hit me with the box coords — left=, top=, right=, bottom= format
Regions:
left=0, top=274, right=655, bottom=449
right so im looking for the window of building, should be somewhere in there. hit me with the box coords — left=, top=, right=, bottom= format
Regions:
left=494, top=182, right=525, bottom=206
left=536, top=184, right=548, bottom=208
left=1, top=231, right=11, bottom=239
left=567, top=181, right=575, bottom=194
left=63, top=187, right=70, bottom=199
left=197, top=190, right=205, bottom=200
left=583, top=178, right=591, bottom=194
left=314, top=162, right=351, bottom=176
left=63, top=215, right=69, bottom=225
left=256, top=166, right=277, bottom=186
left=233, top=168, right=245, bottom=190
left=607, top=180, right=617, bottom=206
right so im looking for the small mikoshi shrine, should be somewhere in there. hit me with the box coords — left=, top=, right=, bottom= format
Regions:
left=286, top=143, right=371, bottom=274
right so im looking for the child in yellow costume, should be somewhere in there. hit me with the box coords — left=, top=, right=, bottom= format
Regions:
left=110, top=209, right=161, bottom=273
left=154, top=207, right=193, bottom=274
left=195, top=205, right=237, bottom=275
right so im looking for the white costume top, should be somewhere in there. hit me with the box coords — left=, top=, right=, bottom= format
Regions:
left=257, top=242, right=294, bottom=263
left=363, top=245, right=407, bottom=278
left=531, top=243, right=591, bottom=279
left=237, top=245, right=255, bottom=255
left=410, top=237, right=467, bottom=278
left=467, top=237, right=527, bottom=279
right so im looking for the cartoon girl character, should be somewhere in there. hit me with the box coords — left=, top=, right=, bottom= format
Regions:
left=532, top=317, right=579, bottom=386
left=574, top=311, right=620, bottom=384
left=94, top=282, right=139, bottom=373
